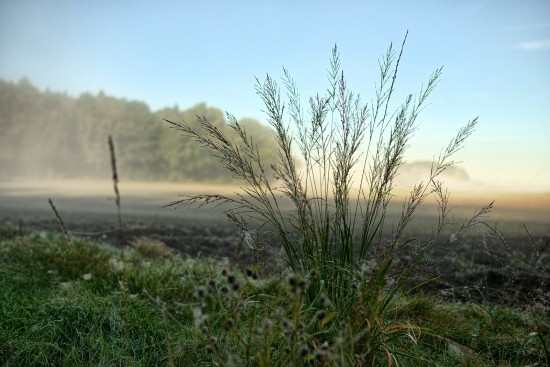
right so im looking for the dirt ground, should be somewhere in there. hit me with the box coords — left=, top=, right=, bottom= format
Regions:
left=1, top=180, right=548, bottom=307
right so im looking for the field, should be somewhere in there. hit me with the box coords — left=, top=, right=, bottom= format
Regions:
left=1, top=179, right=549, bottom=366
left=1, top=179, right=549, bottom=301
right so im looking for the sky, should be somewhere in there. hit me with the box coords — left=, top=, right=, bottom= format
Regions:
left=1, top=0, right=549, bottom=192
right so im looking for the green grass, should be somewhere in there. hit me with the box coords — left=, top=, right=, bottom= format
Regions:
left=1, top=227, right=548, bottom=366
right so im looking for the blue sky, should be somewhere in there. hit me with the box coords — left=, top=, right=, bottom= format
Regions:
left=1, top=0, right=549, bottom=191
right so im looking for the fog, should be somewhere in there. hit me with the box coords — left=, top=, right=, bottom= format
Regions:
left=1, top=177, right=548, bottom=239
left=1, top=81, right=548, bottom=240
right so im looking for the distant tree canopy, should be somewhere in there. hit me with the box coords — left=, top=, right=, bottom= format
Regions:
left=0, top=78, right=279, bottom=183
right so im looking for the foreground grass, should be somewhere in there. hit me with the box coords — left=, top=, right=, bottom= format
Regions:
left=0, top=226, right=548, bottom=366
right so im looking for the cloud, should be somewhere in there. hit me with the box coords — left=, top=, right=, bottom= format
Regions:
left=514, top=39, right=550, bottom=51
left=505, top=22, right=550, bottom=31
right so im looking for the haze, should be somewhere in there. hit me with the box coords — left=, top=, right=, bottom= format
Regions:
left=1, top=0, right=549, bottom=192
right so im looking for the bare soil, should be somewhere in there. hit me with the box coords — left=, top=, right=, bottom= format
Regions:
left=1, top=180, right=548, bottom=307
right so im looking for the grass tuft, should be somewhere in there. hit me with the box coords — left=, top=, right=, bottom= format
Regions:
left=164, top=34, right=498, bottom=363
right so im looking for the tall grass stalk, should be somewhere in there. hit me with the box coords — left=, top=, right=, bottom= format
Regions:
left=48, top=197, right=72, bottom=246
left=165, top=34, right=491, bottom=313
left=108, top=135, right=123, bottom=244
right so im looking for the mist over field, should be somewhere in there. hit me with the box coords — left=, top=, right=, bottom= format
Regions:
left=1, top=78, right=548, bottom=239
left=2, top=78, right=546, bottom=193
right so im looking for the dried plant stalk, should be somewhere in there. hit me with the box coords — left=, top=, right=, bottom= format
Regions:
left=108, top=135, right=123, bottom=244
left=48, top=198, right=72, bottom=246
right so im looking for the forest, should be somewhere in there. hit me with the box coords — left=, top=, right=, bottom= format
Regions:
left=0, top=78, right=278, bottom=183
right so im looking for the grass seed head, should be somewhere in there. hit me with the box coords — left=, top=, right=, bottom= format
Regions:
left=224, top=318, right=234, bottom=331
left=319, top=294, right=330, bottom=308
left=315, top=310, right=327, bottom=321
left=196, top=286, right=207, bottom=299
left=281, top=318, right=294, bottom=331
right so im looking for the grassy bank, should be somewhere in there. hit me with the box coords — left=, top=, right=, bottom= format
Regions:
left=1, top=225, right=548, bottom=366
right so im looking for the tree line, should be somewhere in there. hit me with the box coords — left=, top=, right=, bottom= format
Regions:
left=0, top=78, right=278, bottom=183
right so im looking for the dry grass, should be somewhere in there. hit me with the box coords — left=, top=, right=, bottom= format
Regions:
left=129, top=236, right=175, bottom=259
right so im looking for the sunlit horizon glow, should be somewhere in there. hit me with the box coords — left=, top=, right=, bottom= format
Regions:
left=1, top=0, right=549, bottom=192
